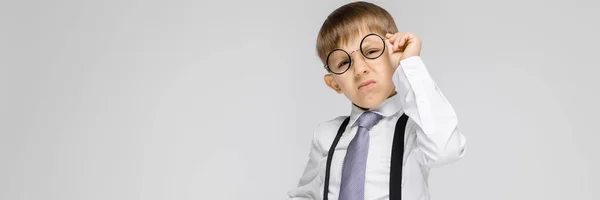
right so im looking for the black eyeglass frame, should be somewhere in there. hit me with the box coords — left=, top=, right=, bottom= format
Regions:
left=324, top=33, right=387, bottom=75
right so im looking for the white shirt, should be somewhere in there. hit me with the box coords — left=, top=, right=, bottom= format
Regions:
left=287, top=56, right=467, bottom=200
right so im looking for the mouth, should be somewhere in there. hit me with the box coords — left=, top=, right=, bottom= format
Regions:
left=358, top=79, right=377, bottom=90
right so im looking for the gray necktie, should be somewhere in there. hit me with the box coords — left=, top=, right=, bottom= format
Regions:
left=339, top=111, right=383, bottom=200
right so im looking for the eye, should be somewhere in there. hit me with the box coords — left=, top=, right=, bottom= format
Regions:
left=338, top=60, right=350, bottom=68
left=366, top=49, right=381, bottom=55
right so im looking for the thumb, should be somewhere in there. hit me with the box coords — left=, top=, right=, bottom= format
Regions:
left=385, top=38, right=394, bottom=56
left=386, top=39, right=401, bottom=68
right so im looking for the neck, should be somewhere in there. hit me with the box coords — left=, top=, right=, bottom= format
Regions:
left=355, top=89, right=397, bottom=111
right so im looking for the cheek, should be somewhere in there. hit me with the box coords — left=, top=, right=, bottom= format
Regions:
left=371, top=60, right=394, bottom=76
left=335, top=76, right=355, bottom=91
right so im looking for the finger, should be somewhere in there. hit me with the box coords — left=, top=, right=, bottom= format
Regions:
left=396, top=34, right=409, bottom=49
left=385, top=38, right=397, bottom=52
left=385, top=33, right=393, bottom=38
left=394, top=33, right=407, bottom=50
left=386, top=32, right=409, bottom=51
left=387, top=33, right=400, bottom=50
left=387, top=32, right=402, bottom=42
left=385, top=37, right=393, bottom=46
left=386, top=32, right=403, bottom=38
left=391, top=32, right=405, bottom=44
left=384, top=34, right=395, bottom=48
left=385, top=38, right=394, bottom=54
left=408, top=32, right=417, bottom=40
left=397, top=33, right=414, bottom=51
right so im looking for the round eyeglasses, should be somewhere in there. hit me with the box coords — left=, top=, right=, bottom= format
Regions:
left=324, top=33, right=386, bottom=75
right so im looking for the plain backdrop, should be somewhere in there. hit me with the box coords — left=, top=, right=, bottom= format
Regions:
left=1, top=0, right=599, bottom=199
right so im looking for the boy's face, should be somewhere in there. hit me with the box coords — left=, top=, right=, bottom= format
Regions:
left=324, top=30, right=397, bottom=110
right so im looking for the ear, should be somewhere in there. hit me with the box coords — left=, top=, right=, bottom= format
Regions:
left=324, top=74, right=343, bottom=94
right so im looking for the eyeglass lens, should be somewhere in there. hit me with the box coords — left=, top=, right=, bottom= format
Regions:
left=326, top=34, right=385, bottom=74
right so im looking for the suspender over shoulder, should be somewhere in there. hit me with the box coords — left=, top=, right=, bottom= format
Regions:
left=323, top=113, right=409, bottom=200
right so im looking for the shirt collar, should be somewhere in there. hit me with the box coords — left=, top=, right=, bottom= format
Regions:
left=348, top=90, right=403, bottom=128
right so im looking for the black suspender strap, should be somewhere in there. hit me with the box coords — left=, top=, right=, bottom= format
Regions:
left=323, top=117, right=350, bottom=200
left=389, top=113, right=409, bottom=200
left=323, top=113, right=409, bottom=200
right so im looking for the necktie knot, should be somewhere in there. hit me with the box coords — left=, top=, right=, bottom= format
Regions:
left=357, top=111, right=383, bottom=130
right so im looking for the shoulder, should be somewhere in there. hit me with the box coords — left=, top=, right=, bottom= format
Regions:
left=402, top=113, right=418, bottom=134
left=315, top=115, right=349, bottom=134
left=311, top=116, right=349, bottom=153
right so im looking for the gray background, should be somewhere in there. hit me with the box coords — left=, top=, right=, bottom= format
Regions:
left=1, top=0, right=598, bottom=199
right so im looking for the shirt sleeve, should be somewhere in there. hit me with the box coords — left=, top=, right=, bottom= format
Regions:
left=287, top=125, right=325, bottom=200
left=392, top=56, right=467, bottom=168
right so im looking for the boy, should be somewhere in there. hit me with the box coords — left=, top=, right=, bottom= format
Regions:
left=288, top=1, right=467, bottom=200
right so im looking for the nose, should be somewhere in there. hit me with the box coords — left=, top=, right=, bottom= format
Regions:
left=350, top=51, right=369, bottom=77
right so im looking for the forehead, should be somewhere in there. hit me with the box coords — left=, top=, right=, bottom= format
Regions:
left=336, top=28, right=384, bottom=51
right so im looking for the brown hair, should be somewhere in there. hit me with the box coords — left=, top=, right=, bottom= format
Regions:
left=316, top=1, right=398, bottom=65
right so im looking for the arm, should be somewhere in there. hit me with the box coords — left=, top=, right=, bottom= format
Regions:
left=287, top=126, right=324, bottom=200
left=393, top=56, right=467, bottom=167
